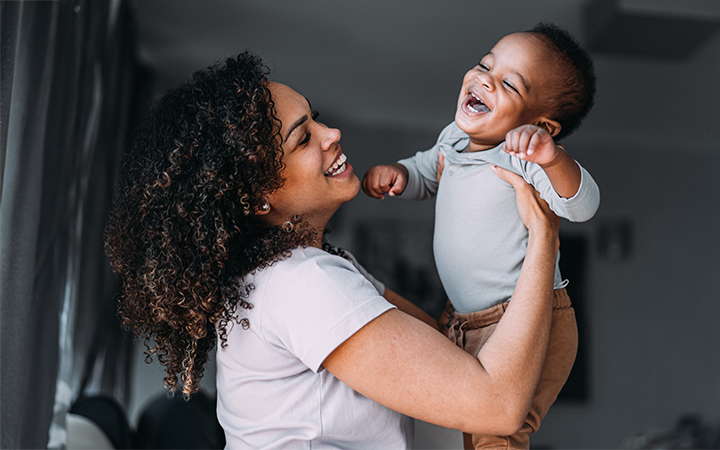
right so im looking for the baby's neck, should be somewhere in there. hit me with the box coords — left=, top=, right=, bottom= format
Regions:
left=465, top=140, right=500, bottom=153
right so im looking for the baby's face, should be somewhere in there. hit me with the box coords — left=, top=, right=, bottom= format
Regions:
left=455, top=33, right=557, bottom=150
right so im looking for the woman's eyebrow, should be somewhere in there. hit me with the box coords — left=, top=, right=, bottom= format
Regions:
left=284, top=114, right=308, bottom=142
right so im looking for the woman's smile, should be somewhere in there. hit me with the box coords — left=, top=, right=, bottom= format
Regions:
left=264, top=81, right=360, bottom=232
left=325, top=152, right=351, bottom=177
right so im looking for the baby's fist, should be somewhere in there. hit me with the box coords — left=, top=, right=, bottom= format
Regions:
left=502, top=125, right=561, bottom=166
left=362, top=163, right=409, bottom=199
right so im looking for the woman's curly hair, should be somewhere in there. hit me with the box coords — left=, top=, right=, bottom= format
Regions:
left=105, top=52, right=316, bottom=396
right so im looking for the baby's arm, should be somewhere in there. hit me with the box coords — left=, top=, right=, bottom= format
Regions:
left=364, top=122, right=465, bottom=200
left=363, top=148, right=441, bottom=201
left=502, top=125, right=581, bottom=199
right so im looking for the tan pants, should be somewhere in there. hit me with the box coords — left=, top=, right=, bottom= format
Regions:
left=442, top=289, right=578, bottom=450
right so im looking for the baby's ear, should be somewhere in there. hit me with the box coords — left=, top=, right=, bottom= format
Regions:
left=537, top=117, right=562, bottom=138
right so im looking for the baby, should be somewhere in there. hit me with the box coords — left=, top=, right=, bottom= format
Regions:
left=363, top=23, right=599, bottom=449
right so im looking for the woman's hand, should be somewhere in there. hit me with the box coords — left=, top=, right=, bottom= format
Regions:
left=436, top=152, right=445, bottom=184
left=490, top=164, right=560, bottom=242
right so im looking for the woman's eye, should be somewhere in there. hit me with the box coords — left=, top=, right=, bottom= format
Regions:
left=478, top=63, right=489, bottom=71
left=299, top=132, right=311, bottom=146
left=312, top=110, right=319, bottom=120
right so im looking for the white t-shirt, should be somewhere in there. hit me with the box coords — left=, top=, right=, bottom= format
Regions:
left=216, top=246, right=414, bottom=449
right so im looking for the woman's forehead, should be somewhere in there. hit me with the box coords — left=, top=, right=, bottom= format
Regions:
left=270, top=82, right=311, bottom=115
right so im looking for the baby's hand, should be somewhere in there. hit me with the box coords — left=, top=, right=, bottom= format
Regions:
left=502, top=125, right=563, bottom=167
left=362, top=163, right=409, bottom=199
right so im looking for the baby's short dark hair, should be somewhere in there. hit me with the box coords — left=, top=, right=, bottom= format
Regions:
left=528, top=22, right=596, bottom=141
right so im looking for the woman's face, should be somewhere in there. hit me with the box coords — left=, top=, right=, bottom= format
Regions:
left=262, top=82, right=360, bottom=233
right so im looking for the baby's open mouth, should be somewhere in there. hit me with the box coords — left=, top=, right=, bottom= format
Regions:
left=465, top=93, right=490, bottom=113
left=325, top=153, right=347, bottom=177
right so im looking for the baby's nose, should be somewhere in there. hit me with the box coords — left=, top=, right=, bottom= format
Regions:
left=476, top=74, right=494, bottom=91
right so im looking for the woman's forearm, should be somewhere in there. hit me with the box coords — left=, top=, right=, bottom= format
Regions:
left=323, top=224, right=559, bottom=436
left=474, top=225, right=559, bottom=423
left=325, top=171, right=560, bottom=436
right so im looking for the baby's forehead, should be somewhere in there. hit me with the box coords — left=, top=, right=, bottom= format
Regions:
left=502, top=32, right=557, bottom=59
left=488, top=33, right=560, bottom=81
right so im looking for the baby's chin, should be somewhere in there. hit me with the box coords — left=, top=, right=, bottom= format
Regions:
left=454, top=112, right=504, bottom=152
left=455, top=110, right=482, bottom=139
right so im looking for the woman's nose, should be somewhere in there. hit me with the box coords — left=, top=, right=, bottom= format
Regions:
left=323, top=127, right=342, bottom=150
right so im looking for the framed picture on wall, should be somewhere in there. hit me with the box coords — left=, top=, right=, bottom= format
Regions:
left=353, top=219, right=446, bottom=319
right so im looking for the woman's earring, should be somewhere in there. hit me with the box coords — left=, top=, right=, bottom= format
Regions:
left=261, top=203, right=270, bottom=211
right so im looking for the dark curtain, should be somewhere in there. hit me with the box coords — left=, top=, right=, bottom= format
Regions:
left=1, top=0, right=140, bottom=447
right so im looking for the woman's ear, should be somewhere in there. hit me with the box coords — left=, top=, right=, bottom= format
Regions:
left=255, top=202, right=272, bottom=216
left=537, top=117, right=562, bottom=138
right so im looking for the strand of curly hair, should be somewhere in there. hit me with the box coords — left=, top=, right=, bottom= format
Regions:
left=105, top=52, right=317, bottom=397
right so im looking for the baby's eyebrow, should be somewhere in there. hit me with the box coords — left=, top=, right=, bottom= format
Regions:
left=515, top=72, right=530, bottom=92
left=481, top=52, right=529, bottom=92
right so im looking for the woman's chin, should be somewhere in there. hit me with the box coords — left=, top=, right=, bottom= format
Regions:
left=328, top=163, right=360, bottom=198
left=343, top=170, right=361, bottom=202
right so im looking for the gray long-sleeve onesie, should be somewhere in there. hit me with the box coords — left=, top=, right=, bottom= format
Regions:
left=398, top=122, right=600, bottom=313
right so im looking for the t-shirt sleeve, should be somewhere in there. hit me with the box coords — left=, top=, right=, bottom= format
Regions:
left=260, top=249, right=395, bottom=373
left=467, top=143, right=600, bottom=223
left=340, top=249, right=385, bottom=296
left=397, top=148, right=440, bottom=200
left=396, top=123, right=462, bottom=200
left=520, top=159, right=600, bottom=222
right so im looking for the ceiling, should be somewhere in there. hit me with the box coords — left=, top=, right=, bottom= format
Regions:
left=131, top=0, right=720, bottom=150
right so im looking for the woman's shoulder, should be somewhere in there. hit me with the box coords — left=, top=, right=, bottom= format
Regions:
left=258, top=246, right=383, bottom=305
left=250, top=246, right=391, bottom=341
left=270, top=246, right=350, bottom=272
left=254, top=246, right=360, bottom=291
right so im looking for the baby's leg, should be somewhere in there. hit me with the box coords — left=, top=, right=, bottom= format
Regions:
left=446, top=290, right=578, bottom=450
left=444, top=302, right=506, bottom=449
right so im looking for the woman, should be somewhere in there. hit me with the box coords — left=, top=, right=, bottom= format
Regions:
left=105, top=52, right=560, bottom=448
